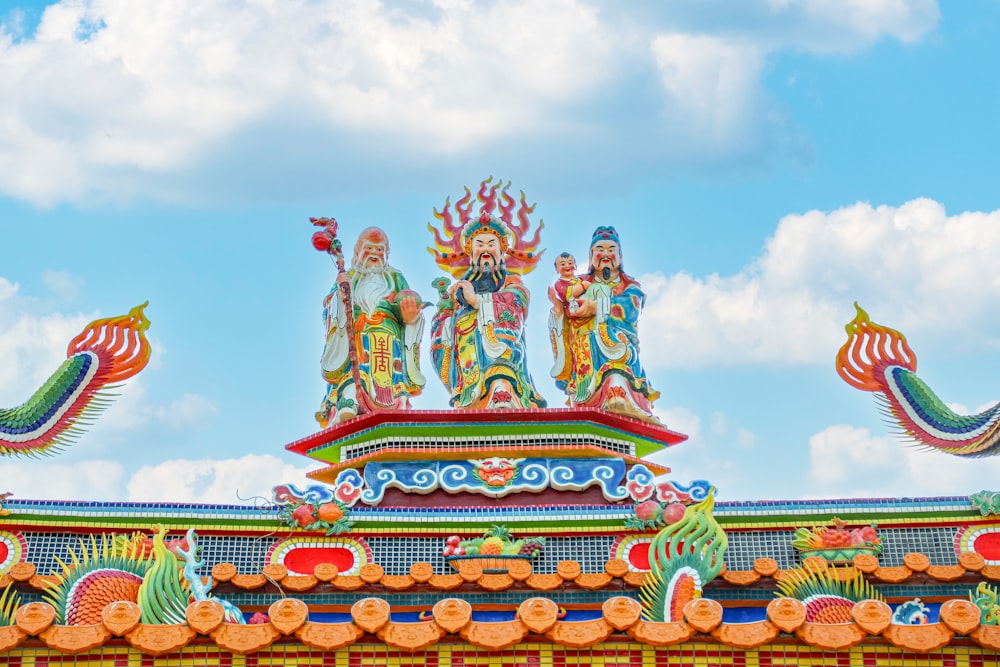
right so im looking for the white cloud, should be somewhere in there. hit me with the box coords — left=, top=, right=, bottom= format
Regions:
left=126, top=454, right=315, bottom=503
left=158, top=393, right=219, bottom=430
left=0, top=307, right=91, bottom=403
left=41, top=269, right=83, bottom=300
left=709, top=412, right=728, bottom=435
left=639, top=198, right=1000, bottom=368
left=643, top=1, right=937, bottom=160
left=85, top=382, right=218, bottom=437
left=0, top=459, right=124, bottom=500
left=645, top=405, right=749, bottom=495
left=735, top=428, right=756, bottom=450
left=763, top=0, right=939, bottom=50
left=807, top=424, right=895, bottom=487
left=0, top=1, right=938, bottom=205
left=0, top=277, right=18, bottom=301
left=651, top=34, right=764, bottom=148
left=0, top=282, right=213, bottom=444
left=0, top=0, right=612, bottom=204
left=807, top=423, right=1000, bottom=498
left=654, top=404, right=701, bottom=439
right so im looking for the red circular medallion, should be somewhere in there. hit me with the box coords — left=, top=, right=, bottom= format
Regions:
left=972, top=532, right=1000, bottom=561
left=628, top=543, right=650, bottom=571
left=283, top=547, right=356, bottom=575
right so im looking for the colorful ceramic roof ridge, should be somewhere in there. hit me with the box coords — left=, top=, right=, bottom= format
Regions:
left=6, top=552, right=1000, bottom=601
left=303, top=446, right=668, bottom=484
left=1, top=592, right=999, bottom=656
left=0, top=494, right=984, bottom=533
left=285, top=407, right=686, bottom=461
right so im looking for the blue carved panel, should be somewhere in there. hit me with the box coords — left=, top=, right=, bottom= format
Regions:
left=360, top=457, right=629, bottom=504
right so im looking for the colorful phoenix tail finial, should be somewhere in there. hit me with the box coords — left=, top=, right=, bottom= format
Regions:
left=43, top=533, right=151, bottom=625
left=43, top=526, right=245, bottom=626
left=639, top=490, right=727, bottom=622
left=836, top=303, right=1000, bottom=457
left=776, top=559, right=884, bottom=623
left=0, top=303, right=151, bottom=457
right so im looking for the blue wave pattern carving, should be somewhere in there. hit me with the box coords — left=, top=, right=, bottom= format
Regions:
left=272, top=483, right=335, bottom=506
left=361, top=458, right=629, bottom=503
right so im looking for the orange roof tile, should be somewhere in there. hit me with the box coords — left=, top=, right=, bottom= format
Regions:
left=0, top=595, right=998, bottom=656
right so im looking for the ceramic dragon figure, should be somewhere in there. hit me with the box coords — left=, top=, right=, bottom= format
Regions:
left=0, top=303, right=151, bottom=457
left=837, top=303, right=1000, bottom=457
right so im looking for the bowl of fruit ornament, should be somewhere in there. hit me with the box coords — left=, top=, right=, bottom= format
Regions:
left=442, top=525, right=544, bottom=574
left=792, top=518, right=883, bottom=564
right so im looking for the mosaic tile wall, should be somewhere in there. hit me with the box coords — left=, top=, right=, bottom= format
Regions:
left=2, top=642, right=999, bottom=667
left=724, top=524, right=963, bottom=570
left=18, top=524, right=964, bottom=576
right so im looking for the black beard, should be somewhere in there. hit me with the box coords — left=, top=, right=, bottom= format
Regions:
left=470, top=271, right=503, bottom=294
left=467, top=256, right=505, bottom=285
left=588, top=261, right=624, bottom=278
left=458, top=259, right=506, bottom=306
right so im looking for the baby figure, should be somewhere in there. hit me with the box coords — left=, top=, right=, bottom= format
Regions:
left=552, top=252, right=591, bottom=315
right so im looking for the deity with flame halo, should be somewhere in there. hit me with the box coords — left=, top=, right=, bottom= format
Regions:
left=427, top=179, right=546, bottom=410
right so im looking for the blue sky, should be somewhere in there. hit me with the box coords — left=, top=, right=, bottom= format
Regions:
left=3, top=0, right=1000, bottom=504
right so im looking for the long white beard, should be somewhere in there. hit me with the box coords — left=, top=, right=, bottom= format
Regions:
left=353, top=270, right=392, bottom=316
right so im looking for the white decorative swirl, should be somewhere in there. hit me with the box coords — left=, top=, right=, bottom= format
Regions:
left=686, top=481, right=712, bottom=501
left=333, top=469, right=365, bottom=507
left=550, top=465, right=577, bottom=486
left=272, top=483, right=334, bottom=506
left=594, top=464, right=628, bottom=501
left=519, top=462, right=548, bottom=487
left=655, top=480, right=713, bottom=503
left=592, top=465, right=618, bottom=483
left=361, top=468, right=399, bottom=504
left=439, top=464, right=473, bottom=489
left=626, top=464, right=654, bottom=486
left=409, top=468, right=438, bottom=491
left=549, top=462, right=627, bottom=501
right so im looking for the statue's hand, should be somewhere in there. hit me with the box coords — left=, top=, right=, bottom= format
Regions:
left=547, top=285, right=562, bottom=308
left=398, top=291, right=423, bottom=325
left=336, top=270, right=351, bottom=287
left=573, top=298, right=597, bottom=318
left=454, top=280, right=477, bottom=308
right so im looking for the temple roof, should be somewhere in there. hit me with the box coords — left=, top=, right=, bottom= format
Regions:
left=285, top=408, right=686, bottom=477
left=2, top=574, right=999, bottom=656
left=4, top=551, right=998, bottom=597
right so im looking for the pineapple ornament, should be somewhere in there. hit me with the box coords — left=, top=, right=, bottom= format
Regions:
left=442, top=525, right=546, bottom=573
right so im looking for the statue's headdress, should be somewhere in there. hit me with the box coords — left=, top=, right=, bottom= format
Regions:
left=428, top=177, right=545, bottom=278
left=591, top=225, right=621, bottom=247
left=460, top=211, right=514, bottom=254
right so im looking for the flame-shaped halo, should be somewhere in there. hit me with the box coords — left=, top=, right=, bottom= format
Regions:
left=836, top=303, right=917, bottom=392
left=427, top=177, right=545, bottom=278
left=67, top=302, right=152, bottom=383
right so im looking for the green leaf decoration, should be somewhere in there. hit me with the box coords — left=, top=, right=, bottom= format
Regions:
left=0, top=584, right=20, bottom=626
left=639, top=491, right=727, bottom=622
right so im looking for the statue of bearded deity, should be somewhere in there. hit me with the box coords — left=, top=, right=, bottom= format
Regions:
left=548, top=226, right=660, bottom=422
left=318, top=227, right=426, bottom=426
left=427, top=179, right=547, bottom=410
